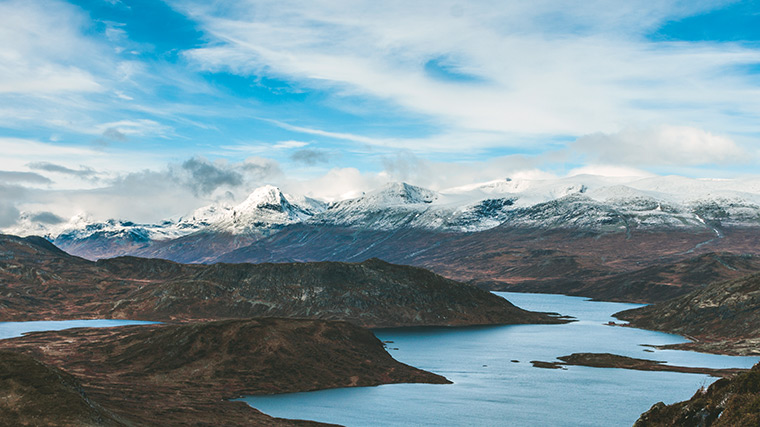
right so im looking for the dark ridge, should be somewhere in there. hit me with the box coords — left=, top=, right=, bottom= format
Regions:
left=22, top=235, right=70, bottom=256
left=1, top=234, right=566, bottom=327
left=493, top=251, right=760, bottom=304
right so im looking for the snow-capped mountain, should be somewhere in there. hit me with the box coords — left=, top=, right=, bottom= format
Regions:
left=5, top=175, right=760, bottom=261
left=305, top=177, right=760, bottom=233
left=308, top=182, right=439, bottom=230
left=202, top=185, right=325, bottom=235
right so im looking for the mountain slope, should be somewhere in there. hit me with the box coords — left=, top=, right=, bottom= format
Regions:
left=0, top=351, right=127, bottom=426
left=492, top=252, right=760, bottom=303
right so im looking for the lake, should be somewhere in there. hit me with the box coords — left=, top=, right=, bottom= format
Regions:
left=241, top=292, right=759, bottom=427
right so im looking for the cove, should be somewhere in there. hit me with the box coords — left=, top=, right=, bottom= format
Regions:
left=241, top=293, right=759, bottom=426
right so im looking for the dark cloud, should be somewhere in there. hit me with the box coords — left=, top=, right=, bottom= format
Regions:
left=181, top=157, right=244, bottom=196
left=102, top=127, right=127, bottom=142
left=27, top=162, right=98, bottom=179
left=29, top=211, right=65, bottom=225
left=240, top=157, right=282, bottom=178
left=0, top=202, right=20, bottom=228
left=0, top=170, right=52, bottom=185
left=92, top=127, right=128, bottom=147
left=289, top=149, right=329, bottom=165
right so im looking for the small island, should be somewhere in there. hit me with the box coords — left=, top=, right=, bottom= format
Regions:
left=531, top=353, right=747, bottom=378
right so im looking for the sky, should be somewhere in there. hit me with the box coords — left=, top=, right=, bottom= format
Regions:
left=1, top=0, right=760, bottom=226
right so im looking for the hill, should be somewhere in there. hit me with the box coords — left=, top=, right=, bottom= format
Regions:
left=0, top=234, right=565, bottom=327
left=0, top=351, right=127, bottom=426
left=0, top=318, right=448, bottom=426
left=615, top=272, right=760, bottom=355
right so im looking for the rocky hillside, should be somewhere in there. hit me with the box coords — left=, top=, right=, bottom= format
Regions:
left=615, top=272, right=760, bottom=355
left=634, top=363, right=760, bottom=427
left=0, top=351, right=127, bottom=426
left=0, top=234, right=565, bottom=327
left=0, top=318, right=448, bottom=426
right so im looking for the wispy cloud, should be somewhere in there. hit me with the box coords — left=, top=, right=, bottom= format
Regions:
left=290, top=148, right=330, bottom=165
left=27, top=162, right=99, bottom=179
left=0, top=171, right=52, bottom=185
left=174, top=0, right=760, bottom=149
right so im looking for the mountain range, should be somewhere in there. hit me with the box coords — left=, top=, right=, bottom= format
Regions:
left=6, top=175, right=760, bottom=302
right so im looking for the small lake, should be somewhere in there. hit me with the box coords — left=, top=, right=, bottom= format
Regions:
left=0, top=319, right=158, bottom=340
left=242, top=292, right=759, bottom=427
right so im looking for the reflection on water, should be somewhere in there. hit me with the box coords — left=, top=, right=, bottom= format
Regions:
left=242, top=292, right=758, bottom=427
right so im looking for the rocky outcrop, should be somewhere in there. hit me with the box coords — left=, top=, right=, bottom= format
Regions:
left=634, top=363, right=760, bottom=427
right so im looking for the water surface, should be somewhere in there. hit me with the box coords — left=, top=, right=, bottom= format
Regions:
left=242, top=292, right=758, bottom=427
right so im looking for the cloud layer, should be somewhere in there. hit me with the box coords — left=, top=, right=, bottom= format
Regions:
left=572, top=125, right=748, bottom=166
left=176, top=0, right=760, bottom=147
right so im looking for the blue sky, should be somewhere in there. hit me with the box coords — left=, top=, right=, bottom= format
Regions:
left=1, top=0, right=760, bottom=223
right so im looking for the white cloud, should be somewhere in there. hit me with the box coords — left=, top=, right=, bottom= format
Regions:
left=0, top=0, right=105, bottom=94
left=282, top=167, right=387, bottom=202
left=571, top=125, right=749, bottom=166
left=172, top=0, right=760, bottom=150
left=273, top=140, right=309, bottom=149
left=95, top=119, right=171, bottom=138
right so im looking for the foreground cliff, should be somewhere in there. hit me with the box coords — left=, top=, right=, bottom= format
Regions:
left=0, top=234, right=565, bottom=327
left=615, top=272, right=760, bottom=355
left=0, top=318, right=449, bottom=426
left=634, top=363, right=760, bottom=427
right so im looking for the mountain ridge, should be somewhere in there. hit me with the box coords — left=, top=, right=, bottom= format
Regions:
left=0, top=233, right=566, bottom=327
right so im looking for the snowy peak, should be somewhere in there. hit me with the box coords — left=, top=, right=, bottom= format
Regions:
left=207, top=185, right=323, bottom=235
left=178, top=204, right=234, bottom=229
left=235, top=185, right=291, bottom=213
left=308, top=183, right=439, bottom=230
left=362, top=182, right=438, bottom=206
left=356, top=182, right=438, bottom=206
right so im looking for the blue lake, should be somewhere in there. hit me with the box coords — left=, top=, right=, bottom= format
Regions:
left=241, top=293, right=759, bottom=427
left=0, top=319, right=158, bottom=340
